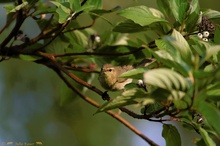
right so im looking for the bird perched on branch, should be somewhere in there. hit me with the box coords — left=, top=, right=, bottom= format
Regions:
left=98, top=58, right=155, bottom=91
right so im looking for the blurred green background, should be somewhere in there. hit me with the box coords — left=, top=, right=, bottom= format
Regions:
left=0, top=0, right=219, bottom=146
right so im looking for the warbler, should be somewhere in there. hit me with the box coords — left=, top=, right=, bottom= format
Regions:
left=98, top=64, right=133, bottom=91
left=98, top=59, right=155, bottom=91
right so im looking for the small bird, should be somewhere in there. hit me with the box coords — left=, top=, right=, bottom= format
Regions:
left=98, top=64, right=133, bottom=91
left=98, top=58, right=155, bottom=91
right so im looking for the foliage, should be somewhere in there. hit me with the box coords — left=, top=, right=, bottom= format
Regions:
left=0, top=0, right=220, bottom=145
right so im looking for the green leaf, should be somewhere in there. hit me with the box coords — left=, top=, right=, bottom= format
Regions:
left=32, top=7, right=56, bottom=16
left=197, top=101, right=220, bottom=136
left=4, top=4, right=15, bottom=14
left=120, top=67, right=148, bottom=79
left=185, top=2, right=200, bottom=32
left=163, top=29, right=192, bottom=63
left=189, top=0, right=200, bottom=14
left=96, top=88, right=149, bottom=113
left=198, top=127, right=216, bottom=146
left=185, top=0, right=200, bottom=31
left=90, top=6, right=121, bottom=20
left=179, top=2, right=190, bottom=23
left=140, top=102, right=164, bottom=114
left=118, top=6, right=168, bottom=26
left=144, top=68, right=189, bottom=92
left=156, top=51, right=189, bottom=76
left=45, top=36, right=70, bottom=54
left=149, top=88, right=173, bottom=102
left=8, top=1, right=28, bottom=13
left=67, top=30, right=88, bottom=49
left=157, top=0, right=172, bottom=17
left=214, top=25, right=220, bottom=44
left=207, top=89, right=220, bottom=101
left=194, top=138, right=207, bottom=146
left=70, top=0, right=81, bottom=11
left=57, top=5, right=71, bottom=23
left=113, top=19, right=147, bottom=33
left=169, top=0, right=190, bottom=23
left=124, top=83, right=139, bottom=91
left=19, top=55, right=42, bottom=61
left=162, top=124, right=181, bottom=146
left=50, top=1, right=71, bottom=23
left=150, top=88, right=186, bottom=102
left=203, top=9, right=220, bottom=19
left=205, top=45, right=220, bottom=61
left=82, top=0, right=103, bottom=11
left=149, top=7, right=166, bottom=19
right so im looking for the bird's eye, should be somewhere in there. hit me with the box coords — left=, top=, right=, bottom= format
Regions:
left=108, top=69, right=112, bottom=72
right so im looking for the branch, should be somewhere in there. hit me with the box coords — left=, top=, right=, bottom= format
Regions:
left=37, top=51, right=104, bottom=96
left=56, top=70, right=158, bottom=146
left=0, top=13, right=17, bottom=34
left=63, top=20, right=95, bottom=33
left=64, top=65, right=99, bottom=74
left=54, top=46, right=145, bottom=57
left=1, top=0, right=25, bottom=49
left=37, top=52, right=174, bottom=121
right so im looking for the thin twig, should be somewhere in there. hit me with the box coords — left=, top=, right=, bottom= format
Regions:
left=0, top=13, right=17, bottom=34
left=54, top=47, right=145, bottom=57
left=37, top=51, right=104, bottom=96
left=1, top=0, right=25, bottom=49
left=63, top=20, right=95, bottom=33
left=64, top=66, right=99, bottom=74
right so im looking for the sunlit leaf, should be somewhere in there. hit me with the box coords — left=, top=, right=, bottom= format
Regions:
left=157, top=0, right=172, bottom=17
left=96, top=88, right=149, bottom=113
left=120, top=67, right=148, bottom=79
left=149, top=8, right=166, bottom=19
left=163, top=29, right=193, bottom=63
left=113, top=19, right=148, bottom=33
left=162, top=124, right=181, bottom=146
left=8, top=1, right=28, bottom=13
left=118, top=6, right=168, bottom=26
left=70, top=30, right=88, bottom=48
left=185, top=0, right=200, bottom=32
left=207, top=89, right=220, bottom=101
left=205, top=45, right=220, bottom=61
left=199, top=127, right=216, bottom=146
left=152, top=49, right=190, bottom=76
left=169, top=0, right=189, bottom=23
left=203, top=9, right=220, bottom=19
left=197, top=101, right=220, bottom=136
left=144, top=68, right=189, bottom=91
left=4, top=4, right=15, bottom=14
left=50, top=1, right=71, bottom=23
